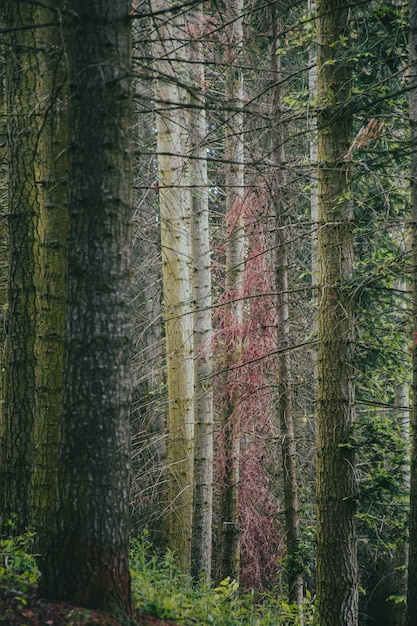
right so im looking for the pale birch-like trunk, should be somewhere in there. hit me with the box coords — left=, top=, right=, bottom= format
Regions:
left=406, top=1, right=417, bottom=622
left=314, top=1, right=358, bottom=624
left=218, top=0, right=245, bottom=583
left=152, top=0, right=195, bottom=571
left=270, top=5, right=303, bottom=611
left=187, top=6, right=214, bottom=582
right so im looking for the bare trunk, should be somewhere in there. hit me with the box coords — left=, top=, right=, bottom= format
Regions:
left=314, top=1, right=358, bottom=624
left=188, top=6, right=214, bottom=582
left=0, top=8, right=8, bottom=514
left=218, top=0, right=245, bottom=583
left=31, top=1, right=68, bottom=552
left=270, top=4, right=303, bottom=611
left=39, top=1, right=133, bottom=616
left=2, top=1, right=38, bottom=532
left=152, top=0, right=195, bottom=571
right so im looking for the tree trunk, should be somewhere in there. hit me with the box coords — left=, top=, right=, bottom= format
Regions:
left=407, top=0, right=417, bottom=623
left=38, top=1, right=133, bottom=616
left=270, top=4, right=303, bottom=611
left=2, top=1, right=39, bottom=532
left=218, top=0, right=245, bottom=583
left=151, top=0, right=195, bottom=572
left=314, top=1, right=358, bottom=625
left=0, top=7, right=8, bottom=516
left=188, top=6, right=214, bottom=582
left=30, top=1, right=68, bottom=553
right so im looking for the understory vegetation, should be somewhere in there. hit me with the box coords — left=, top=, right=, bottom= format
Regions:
left=0, top=530, right=314, bottom=625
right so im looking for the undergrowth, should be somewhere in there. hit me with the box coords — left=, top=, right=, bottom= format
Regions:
left=130, top=531, right=314, bottom=625
left=0, top=529, right=314, bottom=625
left=0, top=530, right=39, bottom=589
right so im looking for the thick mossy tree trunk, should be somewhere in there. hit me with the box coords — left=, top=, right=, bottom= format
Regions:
left=188, top=5, right=214, bottom=583
left=151, top=0, right=195, bottom=572
left=38, top=1, right=133, bottom=616
left=407, top=1, right=417, bottom=623
left=2, top=1, right=39, bottom=533
left=30, top=1, right=68, bottom=552
left=314, top=1, right=358, bottom=625
left=218, top=0, right=245, bottom=584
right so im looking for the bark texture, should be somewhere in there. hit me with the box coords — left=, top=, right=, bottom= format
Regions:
left=188, top=5, right=214, bottom=582
left=314, top=1, right=359, bottom=625
left=218, top=0, right=245, bottom=583
left=270, top=4, right=303, bottom=609
left=0, top=7, right=8, bottom=516
left=151, top=0, right=195, bottom=571
left=39, top=1, right=133, bottom=616
left=2, top=1, right=38, bottom=532
left=31, top=1, right=68, bottom=551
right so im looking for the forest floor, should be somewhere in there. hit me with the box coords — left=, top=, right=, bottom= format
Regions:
left=0, top=579, right=178, bottom=626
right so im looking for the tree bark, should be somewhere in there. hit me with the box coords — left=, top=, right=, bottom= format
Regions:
left=39, top=2, right=133, bottom=616
left=30, top=1, right=68, bottom=553
left=314, top=1, right=359, bottom=625
left=2, top=1, right=39, bottom=532
left=218, top=0, right=245, bottom=583
left=151, top=0, right=195, bottom=572
left=270, top=4, right=303, bottom=611
left=0, top=6, right=8, bottom=516
left=187, top=5, right=214, bottom=582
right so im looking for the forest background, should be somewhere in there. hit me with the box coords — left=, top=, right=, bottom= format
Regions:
left=1, top=1, right=417, bottom=626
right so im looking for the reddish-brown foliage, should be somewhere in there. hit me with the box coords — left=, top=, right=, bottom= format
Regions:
left=213, top=190, right=283, bottom=589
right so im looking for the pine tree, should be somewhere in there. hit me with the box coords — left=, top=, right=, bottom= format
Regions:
left=39, top=1, right=133, bottom=614
left=314, top=0, right=359, bottom=624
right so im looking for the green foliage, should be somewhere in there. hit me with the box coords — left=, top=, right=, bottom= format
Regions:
left=67, top=608, right=93, bottom=623
left=0, top=528, right=314, bottom=625
left=130, top=531, right=314, bottom=625
left=355, top=412, right=408, bottom=552
left=0, top=528, right=39, bottom=588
